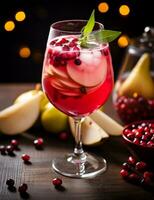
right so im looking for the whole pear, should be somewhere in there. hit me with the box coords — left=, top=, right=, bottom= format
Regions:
left=41, top=103, right=68, bottom=133
left=119, top=53, right=154, bottom=99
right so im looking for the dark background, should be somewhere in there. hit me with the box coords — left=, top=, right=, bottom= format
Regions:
left=0, top=0, right=153, bottom=83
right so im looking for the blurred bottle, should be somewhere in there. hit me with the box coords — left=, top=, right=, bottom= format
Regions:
left=113, top=27, right=154, bottom=124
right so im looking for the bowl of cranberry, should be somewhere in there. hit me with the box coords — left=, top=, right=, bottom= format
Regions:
left=122, top=120, right=154, bottom=166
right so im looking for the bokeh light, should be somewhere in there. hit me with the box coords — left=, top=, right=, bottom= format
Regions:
left=4, top=21, right=15, bottom=31
left=118, top=35, right=129, bottom=48
left=98, top=2, right=109, bottom=13
left=119, top=5, right=130, bottom=16
left=15, top=11, right=26, bottom=22
left=19, top=47, right=31, bottom=58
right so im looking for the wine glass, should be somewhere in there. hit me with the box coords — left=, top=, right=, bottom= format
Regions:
left=42, top=20, right=114, bottom=178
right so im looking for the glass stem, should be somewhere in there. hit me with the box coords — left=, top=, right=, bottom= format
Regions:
left=73, top=118, right=86, bottom=161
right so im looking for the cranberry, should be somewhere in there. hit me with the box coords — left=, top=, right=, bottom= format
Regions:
left=141, top=134, right=149, bottom=141
left=139, top=140, right=147, bottom=147
left=120, top=103, right=126, bottom=110
left=135, top=161, right=147, bottom=171
left=150, top=129, right=154, bottom=134
left=21, top=154, right=30, bottom=162
left=60, top=38, right=68, bottom=44
left=59, top=132, right=69, bottom=141
left=62, top=45, right=70, bottom=51
left=52, top=178, right=62, bottom=186
left=143, top=171, right=154, bottom=181
left=133, top=138, right=140, bottom=145
left=150, top=136, right=154, bottom=142
left=128, top=173, right=140, bottom=182
left=34, top=138, right=44, bottom=149
left=0, top=145, right=6, bottom=155
left=137, top=126, right=144, bottom=133
left=147, top=141, right=154, bottom=147
left=69, top=41, right=76, bottom=47
left=11, top=139, right=18, bottom=146
left=18, top=183, right=28, bottom=193
left=127, top=133, right=135, bottom=140
left=11, top=139, right=19, bottom=149
left=74, top=58, right=81, bottom=65
left=122, top=162, right=130, bottom=170
left=144, top=127, right=150, bottom=132
left=123, top=129, right=131, bottom=135
left=6, top=145, right=14, bottom=154
left=141, top=123, right=146, bottom=127
left=128, top=156, right=136, bottom=165
left=135, top=132, right=142, bottom=139
left=120, top=169, right=129, bottom=178
left=50, top=40, right=57, bottom=45
left=6, top=179, right=15, bottom=187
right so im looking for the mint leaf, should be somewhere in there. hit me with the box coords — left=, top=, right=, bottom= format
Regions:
left=92, top=30, right=121, bottom=43
left=83, top=9, right=95, bottom=38
left=80, top=10, right=95, bottom=47
left=80, top=10, right=121, bottom=47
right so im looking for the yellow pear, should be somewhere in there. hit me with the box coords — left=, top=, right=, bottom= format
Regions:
left=0, top=91, right=43, bottom=135
left=69, top=116, right=109, bottom=146
left=14, top=84, right=49, bottom=112
left=119, top=53, right=154, bottom=99
left=90, top=110, right=123, bottom=136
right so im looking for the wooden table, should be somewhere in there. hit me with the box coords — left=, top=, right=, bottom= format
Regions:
left=0, top=84, right=154, bottom=200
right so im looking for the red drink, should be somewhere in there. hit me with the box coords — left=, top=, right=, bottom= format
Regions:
left=42, top=35, right=114, bottom=117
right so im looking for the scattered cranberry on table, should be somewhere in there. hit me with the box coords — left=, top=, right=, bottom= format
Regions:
left=11, top=139, right=19, bottom=149
left=6, top=145, right=14, bottom=155
left=21, top=154, right=30, bottom=162
left=120, top=156, right=154, bottom=186
left=52, top=178, right=62, bottom=187
left=34, top=138, right=44, bottom=149
left=18, top=183, right=28, bottom=193
left=6, top=179, right=15, bottom=187
left=0, top=145, right=6, bottom=155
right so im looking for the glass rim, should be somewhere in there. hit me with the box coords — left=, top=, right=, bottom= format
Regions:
left=50, top=19, right=104, bottom=34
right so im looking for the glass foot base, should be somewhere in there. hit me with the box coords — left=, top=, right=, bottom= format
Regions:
left=52, top=153, right=107, bottom=178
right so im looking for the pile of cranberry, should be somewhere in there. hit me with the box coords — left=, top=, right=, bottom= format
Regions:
left=120, top=156, right=154, bottom=185
left=123, top=122, right=154, bottom=147
left=115, top=95, right=154, bottom=124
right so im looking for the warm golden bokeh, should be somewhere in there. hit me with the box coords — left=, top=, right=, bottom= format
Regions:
left=4, top=21, right=15, bottom=31
left=118, top=35, right=129, bottom=48
left=98, top=2, right=109, bottom=13
left=119, top=5, right=130, bottom=16
left=19, top=47, right=31, bottom=58
left=15, top=11, right=26, bottom=22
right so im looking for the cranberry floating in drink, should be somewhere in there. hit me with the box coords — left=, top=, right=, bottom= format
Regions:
left=113, top=27, right=154, bottom=124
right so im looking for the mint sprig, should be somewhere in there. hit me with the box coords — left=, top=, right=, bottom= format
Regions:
left=80, top=10, right=121, bottom=47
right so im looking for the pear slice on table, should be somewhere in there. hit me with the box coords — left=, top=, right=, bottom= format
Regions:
left=0, top=91, right=43, bottom=135
left=119, top=53, right=154, bottom=99
left=69, top=116, right=109, bottom=146
left=90, top=110, right=123, bottom=136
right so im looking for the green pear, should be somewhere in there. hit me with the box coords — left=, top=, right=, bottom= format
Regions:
left=41, top=103, right=68, bottom=133
left=119, top=53, right=154, bottom=99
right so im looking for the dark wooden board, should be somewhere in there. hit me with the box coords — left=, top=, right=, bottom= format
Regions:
left=0, top=84, right=154, bottom=200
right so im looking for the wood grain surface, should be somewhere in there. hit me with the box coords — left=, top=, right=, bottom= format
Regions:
left=0, top=84, right=154, bottom=200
